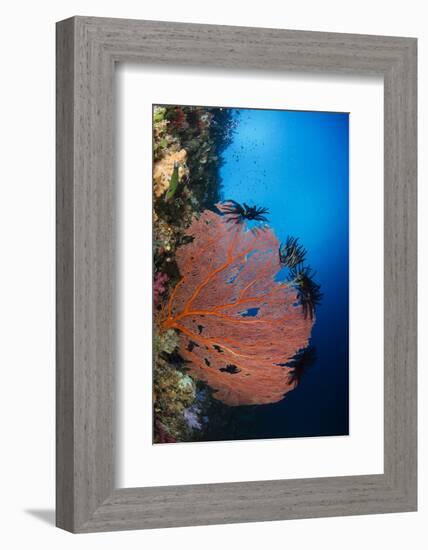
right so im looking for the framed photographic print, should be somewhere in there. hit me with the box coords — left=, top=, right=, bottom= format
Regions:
left=56, top=17, right=417, bottom=532
left=150, top=104, right=348, bottom=442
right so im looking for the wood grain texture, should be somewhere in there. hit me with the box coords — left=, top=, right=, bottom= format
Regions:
left=56, top=18, right=75, bottom=531
left=56, top=16, right=417, bottom=533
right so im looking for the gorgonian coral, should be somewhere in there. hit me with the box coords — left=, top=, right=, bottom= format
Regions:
left=160, top=208, right=314, bottom=406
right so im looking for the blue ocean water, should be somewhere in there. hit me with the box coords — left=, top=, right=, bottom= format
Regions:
left=218, top=108, right=349, bottom=438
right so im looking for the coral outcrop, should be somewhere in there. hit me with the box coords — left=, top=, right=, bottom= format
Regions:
left=152, top=105, right=237, bottom=442
left=153, top=149, right=188, bottom=198
left=153, top=355, right=196, bottom=443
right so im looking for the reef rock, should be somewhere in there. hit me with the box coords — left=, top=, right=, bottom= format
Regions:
left=153, top=149, right=188, bottom=198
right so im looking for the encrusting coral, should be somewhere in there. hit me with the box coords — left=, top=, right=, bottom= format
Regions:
left=153, top=355, right=197, bottom=443
left=153, top=148, right=188, bottom=198
left=153, top=271, right=169, bottom=306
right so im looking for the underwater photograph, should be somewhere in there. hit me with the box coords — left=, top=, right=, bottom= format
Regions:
left=152, top=104, right=349, bottom=444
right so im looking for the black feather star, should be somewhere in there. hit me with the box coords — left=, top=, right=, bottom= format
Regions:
left=288, top=264, right=323, bottom=320
left=220, top=200, right=269, bottom=224
left=285, top=346, right=317, bottom=386
left=279, top=236, right=307, bottom=268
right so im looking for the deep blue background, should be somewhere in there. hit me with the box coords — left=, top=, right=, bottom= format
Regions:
left=218, top=108, right=349, bottom=438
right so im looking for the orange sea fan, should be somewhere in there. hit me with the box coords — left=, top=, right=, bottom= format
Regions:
left=161, top=209, right=314, bottom=406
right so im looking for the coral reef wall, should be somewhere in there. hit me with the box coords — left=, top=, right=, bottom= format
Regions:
left=152, top=105, right=236, bottom=443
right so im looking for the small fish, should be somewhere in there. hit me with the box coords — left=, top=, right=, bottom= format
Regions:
left=165, top=162, right=180, bottom=202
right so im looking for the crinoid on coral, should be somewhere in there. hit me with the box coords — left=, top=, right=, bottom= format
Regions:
left=279, top=236, right=307, bottom=269
left=287, top=264, right=323, bottom=320
left=284, top=346, right=317, bottom=388
left=160, top=209, right=314, bottom=406
left=279, top=236, right=322, bottom=320
left=218, top=200, right=269, bottom=225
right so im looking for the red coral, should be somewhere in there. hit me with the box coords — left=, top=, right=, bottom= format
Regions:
left=169, top=107, right=189, bottom=131
left=154, top=420, right=177, bottom=443
left=161, top=209, right=314, bottom=406
left=154, top=271, right=169, bottom=306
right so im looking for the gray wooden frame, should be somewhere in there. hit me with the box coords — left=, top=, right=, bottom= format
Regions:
left=56, top=16, right=417, bottom=533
